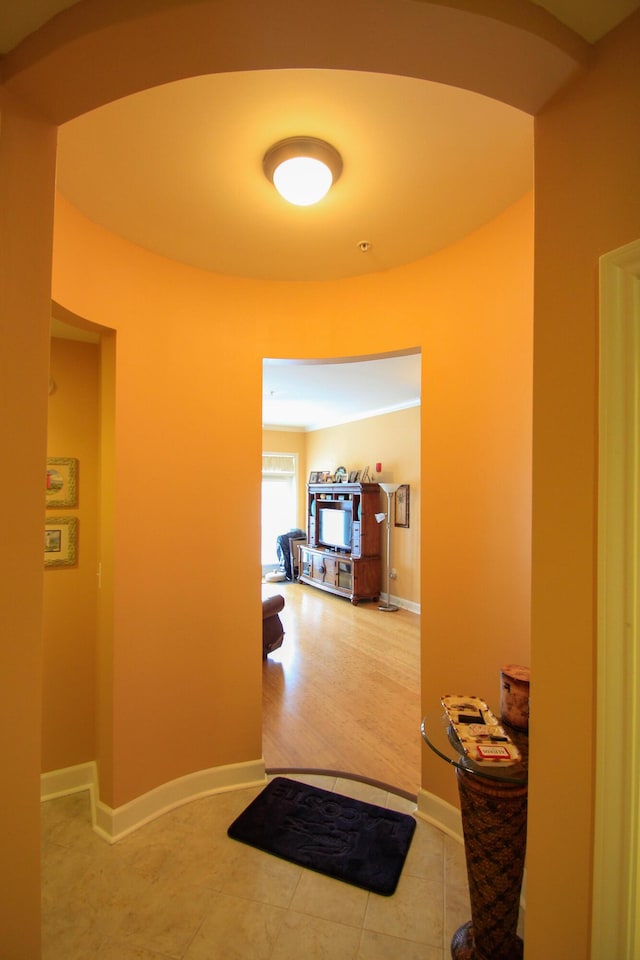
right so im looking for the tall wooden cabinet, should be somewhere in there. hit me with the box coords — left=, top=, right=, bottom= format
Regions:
left=298, top=482, right=382, bottom=604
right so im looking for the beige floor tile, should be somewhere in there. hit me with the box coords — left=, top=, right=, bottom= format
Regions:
left=444, top=884, right=471, bottom=948
left=86, top=942, right=175, bottom=960
left=221, top=842, right=303, bottom=908
left=69, top=859, right=156, bottom=939
left=41, top=794, right=105, bottom=855
left=383, top=794, right=418, bottom=815
left=402, top=821, right=444, bottom=882
left=41, top=910, right=106, bottom=960
left=41, top=841, right=95, bottom=912
left=358, top=929, right=444, bottom=960
left=364, top=874, right=444, bottom=947
left=163, top=831, right=236, bottom=891
left=112, top=878, right=217, bottom=956
left=41, top=793, right=92, bottom=834
left=444, top=835, right=467, bottom=888
left=289, top=869, right=369, bottom=926
left=333, top=778, right=396, bottom=806
left=276, top=772, right=339, bottom=792
left=271, top=910, right=362, bottom=960
left=184, top=892, right=286, bottom=960
left=41, top=776, right=476, bottom=959
left=203, top=784, right=267, bottom=827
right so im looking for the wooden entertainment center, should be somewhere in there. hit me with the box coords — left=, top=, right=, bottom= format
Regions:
left=298, top=482, right=382, bottom=604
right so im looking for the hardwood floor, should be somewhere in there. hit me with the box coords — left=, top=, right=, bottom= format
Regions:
left=262, top=578, right=421, bottom=799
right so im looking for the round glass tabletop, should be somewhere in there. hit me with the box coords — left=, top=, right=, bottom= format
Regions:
left=421, top=712, right=528, bottom=785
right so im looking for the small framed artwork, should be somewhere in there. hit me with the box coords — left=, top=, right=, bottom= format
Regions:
left=395, top=485, right=410, bottom=528
left=309, top=471, right=320, bottom=483
left=45, top=516, right=78, bottom=567
left=46, top=457, right=78, bottom=508
left=348, top=470, right=358, bottom=483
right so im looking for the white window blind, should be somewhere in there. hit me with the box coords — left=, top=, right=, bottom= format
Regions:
left=261, top=453, right=298, bottom=564
left=262, top=454, right=296, bottom=476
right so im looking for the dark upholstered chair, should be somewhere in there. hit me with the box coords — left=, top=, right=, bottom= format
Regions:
left=262, top=594, right=285, bottom=658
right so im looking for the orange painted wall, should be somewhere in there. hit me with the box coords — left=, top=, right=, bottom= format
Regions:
left=43, top=338, right=99, bottom=771
left=52, top=197, right=270, bottom=806
left=0, top=87, right=56, bottom=960
left=418, top=193, right=533, bottom=804
left=52, top=189, right=533, bottom=811
left=526, top=12, right=640, bottom=958
left=305, top=407, right=421, bottom=605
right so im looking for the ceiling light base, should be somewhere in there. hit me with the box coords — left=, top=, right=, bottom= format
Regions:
left=263, top=137, right=342, bottom=206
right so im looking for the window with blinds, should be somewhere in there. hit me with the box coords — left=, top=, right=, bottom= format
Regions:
left=262, top=454, right=296, bottom=476
left=262, top=453, right=298, bottom=565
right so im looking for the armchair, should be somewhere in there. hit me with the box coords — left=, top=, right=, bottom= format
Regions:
left=262, top=594, right=285, bottom=658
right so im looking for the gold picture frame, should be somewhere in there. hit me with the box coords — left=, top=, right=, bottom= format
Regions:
left=395, top=484, right=410, bottom=528
left=46, top=457, right=78, bottom=508
left=45, top=516, right=78, bottom=567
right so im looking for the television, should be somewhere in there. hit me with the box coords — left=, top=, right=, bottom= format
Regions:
left=318, top=507, right=352, bottom=551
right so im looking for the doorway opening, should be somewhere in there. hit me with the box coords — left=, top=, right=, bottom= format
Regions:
left=260, top=351, right=421, bottom=794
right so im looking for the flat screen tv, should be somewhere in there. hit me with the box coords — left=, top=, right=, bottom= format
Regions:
left=318, top=507, right=352, bottom=551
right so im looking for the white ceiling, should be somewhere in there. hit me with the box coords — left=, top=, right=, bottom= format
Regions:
left=263, top=353, right=421, bottom=432
left=11, top=0, right=639, bottom=428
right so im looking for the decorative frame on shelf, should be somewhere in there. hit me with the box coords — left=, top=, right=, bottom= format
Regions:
left=45, top=516, right=78, bottom=567
left=395, top=485, right=410, bottom=528
left=348, top=470, right=358, bottom=482
left=46, top=457, right=78, bottom=508
left=309, top=471, right=320, bottom=483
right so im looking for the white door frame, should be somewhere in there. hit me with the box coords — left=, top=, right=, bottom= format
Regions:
left=593, top=238, right=640, bottom=959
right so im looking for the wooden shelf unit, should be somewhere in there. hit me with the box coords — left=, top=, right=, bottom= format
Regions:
left=299, top=482, right=382, bottom=604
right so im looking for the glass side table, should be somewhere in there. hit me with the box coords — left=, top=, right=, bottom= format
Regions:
left=421, top=713, right=528, bottom=960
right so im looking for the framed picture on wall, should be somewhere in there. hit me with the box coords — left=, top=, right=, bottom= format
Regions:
left=46, top=457, right=78, bottom=508
left=395, top=484, right=410, bottom=528
left=44, top=516, right=78, bottom=567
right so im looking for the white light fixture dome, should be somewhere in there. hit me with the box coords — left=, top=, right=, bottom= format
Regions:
left=263, top=137, right=343, bottom=206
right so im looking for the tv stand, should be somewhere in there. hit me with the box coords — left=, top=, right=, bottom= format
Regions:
left=298, top=482, right=382, bottom=604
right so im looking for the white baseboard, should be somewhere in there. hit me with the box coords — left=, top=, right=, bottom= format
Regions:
left=41, top=761, right=98, bottom=802
left=41, top=758, right=266, bottom=844
left=396, top=596, right=420, bottom=614
left=380, top=590, right=421, bottom=614
left=416, top=787, right=464, bottom=843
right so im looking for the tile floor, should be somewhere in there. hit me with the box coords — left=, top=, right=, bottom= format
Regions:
left=41, top=773, right=472, bottom=959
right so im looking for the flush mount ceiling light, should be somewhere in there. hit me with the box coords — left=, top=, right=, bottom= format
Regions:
left=263, top=137, right=343, bottom=206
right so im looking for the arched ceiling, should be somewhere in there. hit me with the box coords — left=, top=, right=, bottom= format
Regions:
left=3, top=0, right=636, bottom=283
left=5, top=0, right=638, bottom=426
left=55, top=68, right=534, bottom=282
left=1, top=0, right=636, bottom=54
